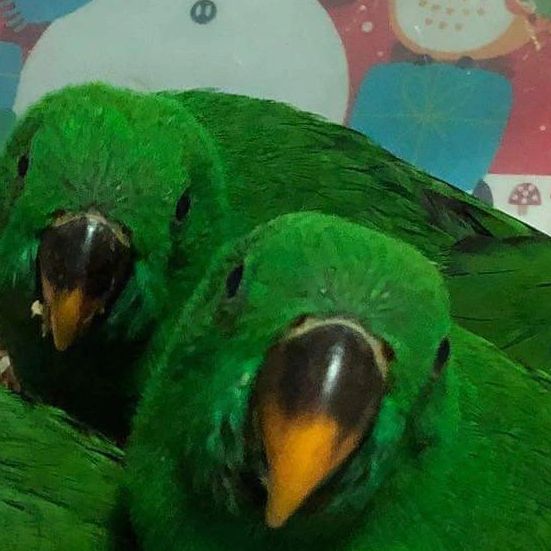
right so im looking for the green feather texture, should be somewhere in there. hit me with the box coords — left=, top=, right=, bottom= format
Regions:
left=444, top=235, right=551, bottom=376
left=0, top=83, right=547, bottom=438
left=127, top=212, right=551, bottom=551
left=0, top=387, right=129, bottom=551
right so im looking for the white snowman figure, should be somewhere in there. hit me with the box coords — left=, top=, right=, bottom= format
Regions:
left=13, top=0, right=349, bottom=122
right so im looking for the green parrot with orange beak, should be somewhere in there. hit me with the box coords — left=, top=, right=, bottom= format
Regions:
left=127, top=212, right=551, bottom=551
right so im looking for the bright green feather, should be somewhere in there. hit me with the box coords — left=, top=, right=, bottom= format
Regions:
left=0, top=387, right=129, bottom=551
left=444, top=235, right=551, bottom=376
left=162, top=87, right=550, bottom=375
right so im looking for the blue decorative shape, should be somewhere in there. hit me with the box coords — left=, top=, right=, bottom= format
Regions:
left=0, top=0, right=91, bottom=25
left=0, top=109, right=16, bottom=151
left=0, top=42, right=22, bottom=110
left=349, top=63, right=513, bottom=192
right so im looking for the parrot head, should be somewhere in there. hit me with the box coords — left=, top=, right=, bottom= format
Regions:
left=131, top=212, right=454, bottom=540
left=0, top=83, right=226, bottom=350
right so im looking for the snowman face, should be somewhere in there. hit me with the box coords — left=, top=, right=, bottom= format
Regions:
left=14, top=0, right=348, bottom=122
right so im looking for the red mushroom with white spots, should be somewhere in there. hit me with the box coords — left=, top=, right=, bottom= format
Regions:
left=508, top=182, right=541, bottom=216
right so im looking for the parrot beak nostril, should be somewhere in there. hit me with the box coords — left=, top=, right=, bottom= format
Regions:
left=36, top=214, right=133, bottom=350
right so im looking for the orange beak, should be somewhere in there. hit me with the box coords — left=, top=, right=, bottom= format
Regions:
left=40, top=277, right=104, bottom=352
left=262, top=403, right=362, bottom=528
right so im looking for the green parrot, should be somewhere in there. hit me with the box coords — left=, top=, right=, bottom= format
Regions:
left=0, top=386, right=130, bottom=551
left=0, top=83, right=545, bottom=439
left=0, top=83, right=228, bottom=438
left=127, top=212, right=551, bottom=551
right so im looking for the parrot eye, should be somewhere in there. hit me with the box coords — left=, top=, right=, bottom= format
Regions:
left=17, top=155, right=29, bottom=177
left=226, top=264, right=244, bottom=298
left=433, top=338, right=450, bottom=376
left=175, top=190, right=192, bottom=222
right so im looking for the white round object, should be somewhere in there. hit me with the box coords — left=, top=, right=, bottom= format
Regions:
left=14, top=0, right=349, bottom=122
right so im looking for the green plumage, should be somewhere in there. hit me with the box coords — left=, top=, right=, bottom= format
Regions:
left=127, top=212, right=551, bottom=551
left=0, top=387, right=128, bottom=551
left=445, top=235, right=551, bottom=375
left=0, top=83, right=547, bottom=438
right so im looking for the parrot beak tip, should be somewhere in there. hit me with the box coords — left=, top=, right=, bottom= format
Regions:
left=265, top=510, right=287, bottom=530
left=51, top=330, right=75, bottom=352
left=53, top=339, right=70, bottom=352
left=43, top=284, right=103, bottom=352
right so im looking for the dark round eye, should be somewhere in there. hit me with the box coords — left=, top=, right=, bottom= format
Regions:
left=433, top=338, right=450, bottom=376
left=17, top=155, right=29, bottom=177
left=190, top=0, right=217, bottom=24
left=175, top=190, right=191, bottom=222
left=226, top=264, right=244, bottom=298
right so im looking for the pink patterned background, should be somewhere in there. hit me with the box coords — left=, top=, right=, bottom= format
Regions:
left=1, top=0, right=550, bottom=233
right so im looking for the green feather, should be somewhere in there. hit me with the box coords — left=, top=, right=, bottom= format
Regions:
left=127, top=212, right=551, bottom=551
left=0, top=387, right=129, bottom=551
left=444, top=235, right=551, bottom=376
left=0, top=84, right=229, bottom=438
left=160, top=89, right=550, bottom=376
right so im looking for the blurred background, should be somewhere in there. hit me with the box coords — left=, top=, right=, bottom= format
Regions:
left=1, top=0, right=550, bottom=233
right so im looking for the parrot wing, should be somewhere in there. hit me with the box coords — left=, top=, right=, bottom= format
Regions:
left=444, top=235, right=551, bottom=377
left=160, top=89, right=537, bottom=259
left=0, top=388, right=130, bottom=551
